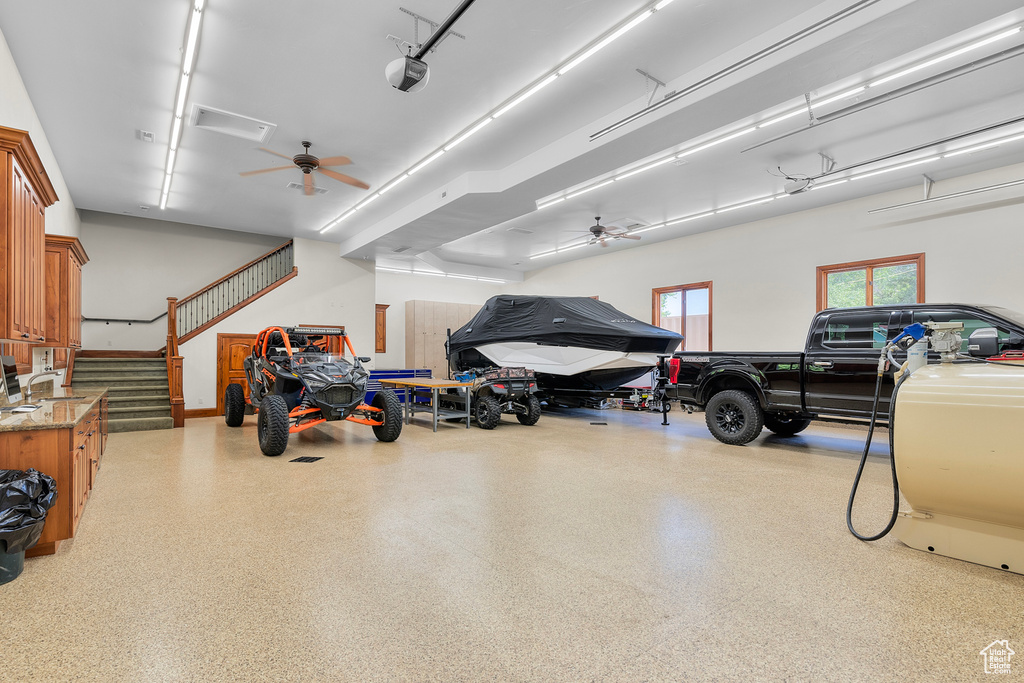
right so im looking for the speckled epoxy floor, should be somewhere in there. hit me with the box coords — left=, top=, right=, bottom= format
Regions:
left=1, top=406, right=1021, bottom=682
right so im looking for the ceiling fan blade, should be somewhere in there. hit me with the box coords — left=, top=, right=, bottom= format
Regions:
left=258, top=147, right=294, bottom=161
left=239, top=165, right=295, bottom=176
left=599, top=238, right=608, bottom=248
left=620, top=234, right=642, bottom=240
left=316, top=155, right=352, bottom=167
left=304, top=173, right=314, bottom=196
left=316, top=167, right=370, bottom=190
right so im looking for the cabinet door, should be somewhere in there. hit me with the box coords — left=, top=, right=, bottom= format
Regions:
left=9, top=156, right=45, bottom=342
left=44, top=246, right=63, bottom=345
left=69, top=254, right=82, bottom=347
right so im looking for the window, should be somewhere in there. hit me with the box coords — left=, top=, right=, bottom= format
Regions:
left=652, top=282, right=712, bottom=352
left=821, top=311, right=895, bottom=349
left=912, top=310, right=1024, bottom=354
left=817, top=253, right=924, bottom=310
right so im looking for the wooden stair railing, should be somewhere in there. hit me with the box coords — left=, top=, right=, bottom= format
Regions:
left=163, top=240, right=298, bottom=427
left=167, top=297, right=184, bottom=428
left=175, top=240, right=297, bottom=344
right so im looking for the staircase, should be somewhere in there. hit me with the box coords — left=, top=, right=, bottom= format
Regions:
left=72, top=357, right=173, bottom=432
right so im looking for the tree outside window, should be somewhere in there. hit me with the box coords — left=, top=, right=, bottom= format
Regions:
left=817, top=254, right=924, bottom=310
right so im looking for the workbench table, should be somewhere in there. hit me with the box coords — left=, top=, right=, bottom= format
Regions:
left=378, top=378, right=474, bottom=432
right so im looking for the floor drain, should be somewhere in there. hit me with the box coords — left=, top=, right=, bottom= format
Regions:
left=289, top=456, right=324, bottom=463
left=590, top=422, right=608, bottom=426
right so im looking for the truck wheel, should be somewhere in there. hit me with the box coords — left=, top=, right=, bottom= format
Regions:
left=475, top=395, right=501, bottom=430
left=224, top=383, right=246, bottom=427
left=705, top=390, right=764, bottom=446
left=516, top=395, right=542, bottom=426
left=257, top=394, right=290, bottom=456
left=371, top=389, right=403, bottom=442
left=764, top=413, right=812, bottom=437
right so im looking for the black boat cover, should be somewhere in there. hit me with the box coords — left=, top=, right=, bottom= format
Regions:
left=449, top=295, right=682, bottom=355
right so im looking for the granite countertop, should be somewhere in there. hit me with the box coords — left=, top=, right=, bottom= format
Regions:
left=0, top=386, right=107, bottom=432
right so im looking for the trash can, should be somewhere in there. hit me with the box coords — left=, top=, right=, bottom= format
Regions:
left=0, top=468, right=58, bottom=585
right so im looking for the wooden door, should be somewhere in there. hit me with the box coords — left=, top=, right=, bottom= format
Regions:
left=216, top=333, right=257, bottom=415
left=375, top=304, right=389, bottom=353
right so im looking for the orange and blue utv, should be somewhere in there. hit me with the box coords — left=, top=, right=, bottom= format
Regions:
left=224, top=326, right=402, bottom=456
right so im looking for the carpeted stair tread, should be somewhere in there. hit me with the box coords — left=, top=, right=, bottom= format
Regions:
left=73, top=355, right=173, bottom=433
left=108, top=416, right=174, bottom=433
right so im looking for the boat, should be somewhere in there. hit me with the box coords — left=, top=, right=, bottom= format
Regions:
left=448, top=295, right=683, bottom=397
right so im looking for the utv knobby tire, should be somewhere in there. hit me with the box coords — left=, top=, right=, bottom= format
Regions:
left=764, top=412, right=812, bottom=437
left=224, top=383, right=246, bottom=427
left=258, top=394, right=290, bottom=456
left=516, top=395, right=542, bottom=426
left=705, top=389, right=764, bottom=446
left=475, top=395, right=501, bottom=430
left=371, top=389, right=403, bottom=442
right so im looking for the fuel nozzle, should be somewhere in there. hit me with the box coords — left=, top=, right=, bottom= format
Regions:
left=891, top=323, right=927, bottom=351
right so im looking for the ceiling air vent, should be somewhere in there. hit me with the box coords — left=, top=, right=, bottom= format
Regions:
left=392, top=246, right=411, bottom=253
left=507, top=226, right=534, bottom=235
left=285, top=181, right=329, bottom=195
left=190, top=104, right=276, bottom=143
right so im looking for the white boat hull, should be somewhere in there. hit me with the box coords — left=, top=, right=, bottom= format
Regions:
left=475, top=342, right=660, bottom=377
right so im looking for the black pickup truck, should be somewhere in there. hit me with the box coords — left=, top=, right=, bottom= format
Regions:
left=658, top=304, right=1024, bottom=445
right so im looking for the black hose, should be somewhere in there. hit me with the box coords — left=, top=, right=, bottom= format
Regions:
left=846, top=361, right=909, bottom=541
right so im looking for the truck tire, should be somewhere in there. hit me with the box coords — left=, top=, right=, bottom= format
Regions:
left=516, top=395, right=542, bottom=426
left=224, top=383, right=246, bottom=427
left=475, top=395, right=501, bottom=430
left=258, top=394, right=290, bottom=456
left=764, top=412, right=812, bottom=437
left=371, top=389, right=403, bottom=442
left=705, top=390, right=764, bottom=446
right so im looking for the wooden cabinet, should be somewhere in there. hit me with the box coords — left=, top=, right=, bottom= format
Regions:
left=0, top=126, right=58, bottom=343
left=44, top=235, right=88, bottom=348
left=405, top=300, right=479, bottom=377
left=0, top=393, right=108, bottom=557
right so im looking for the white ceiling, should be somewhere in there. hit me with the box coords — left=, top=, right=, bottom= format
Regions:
left=2, top=0, right=1024, bottom=278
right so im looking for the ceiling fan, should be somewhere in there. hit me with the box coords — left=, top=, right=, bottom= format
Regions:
left=587, top=217, right=641, bottom=248
left=239, top=141, right=370, bottom=196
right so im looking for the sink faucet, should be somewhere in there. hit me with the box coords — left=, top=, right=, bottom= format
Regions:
left=25, top=370, right=61, bottom=401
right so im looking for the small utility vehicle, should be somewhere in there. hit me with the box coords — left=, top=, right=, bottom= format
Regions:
left=453, top=366, right=541, bottom=430
left=224, top=325, right=402, bottom=456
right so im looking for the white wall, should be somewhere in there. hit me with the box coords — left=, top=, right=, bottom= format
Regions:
left=373, top=272, right=506, bottom=368
left=180, top=238, right=375, bottom=410
left=0, top=27, right=79, bottom=239
left=79, top=211, right=287, bottom=350
left=511, top=161, right=1024, bottom=351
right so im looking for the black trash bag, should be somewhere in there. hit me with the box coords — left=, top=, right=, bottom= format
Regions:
left=0, top=468, right=58, bottom=554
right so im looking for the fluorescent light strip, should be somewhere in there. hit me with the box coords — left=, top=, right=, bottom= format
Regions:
left=319, top=209, right=358, bottom=234
left=408, top=150, right=445, bottom=175
left=494, top=74, right=559, bottom=118
left=812, top=85, right=866, bottom=108
left=444, top=117, right=493, bottom=152
left=537, top=196, right=566, bottom=210
left=377, top=174, right=409, bottom=195
left=850, top=156, right=939, bottom=180
left=810, top=178, right=848, bottom=190
left=676, top=127, right=755, bottom=159
left=628, top=222, right=667, bottom=235
left=615, top=156, right=675, bottom=181
left=869, top=26, right=1021, bottom=88
left=943, top=132, right=1024, bottom=157
left=159, top=0, right=204, bottom=209
left=169, top=118, right=183, bottom=151
left=357, top=193, right=381, bottom=208
left=530, top=249, right=559, bottom=260
left=758, top=108, right=807, bottom=128
left=558, top=243, right=588, bottom=253
left=559, top=9, right=653, bottom=76
left=715, top=196, right=775, bottom=213
left=565, top=178, right=614, bottom=200
left=478, top=277, right=507, bottom=284
left=667, top=210, right=715, bottom=226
